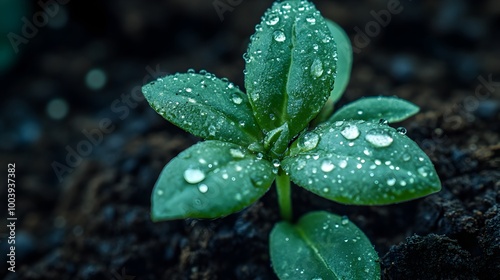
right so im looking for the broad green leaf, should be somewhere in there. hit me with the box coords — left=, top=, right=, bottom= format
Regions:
left=270, top=211, right=380, bottom=280
left=142, top=72, right=262, bottom=147
left=282, top=120, right=441, bottom=205
left=151, top=140, right=274, bottom=221
left=244, top=0, right=337, bottom=138
left=329, top=96, right=420, bottom=123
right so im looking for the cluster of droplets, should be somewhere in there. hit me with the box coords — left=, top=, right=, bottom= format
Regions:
left=156, top=144, right=273, bottom=209
left=283, top=119, right=436, bottom=202
left=143, top=70, right=264, bottom=146
left=243, top=0, right=336, bottom=90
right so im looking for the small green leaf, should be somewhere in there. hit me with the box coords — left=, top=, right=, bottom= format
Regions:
left=313, top=19, right=353, bottom=125
left=282, top=120, right=441, bottom=205
left=329, top=96, right=420, bottom=123
left=326, top=19, right=352, bottom=104
left=151, top=140, right=274, bottom=221
left=142, top=72, right=262, bottom=147
left=270, top=211, right=380, bottom=280
left=244, top=0, right=337, bottom=138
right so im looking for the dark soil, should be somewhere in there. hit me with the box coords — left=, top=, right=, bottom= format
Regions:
left=1, top=0, right=499, bottom=279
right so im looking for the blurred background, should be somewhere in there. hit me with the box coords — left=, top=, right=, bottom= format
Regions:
left=1, top=0, right=499, bottom=279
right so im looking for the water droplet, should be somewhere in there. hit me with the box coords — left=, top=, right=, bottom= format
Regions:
left=397, top=127, right=407, bottom=135
left=310, top=58, right=323, bottom=78
left=341, top=216, right=349, bottom=225
left=379, top=119, right=388, bottom=125
left=387, top=178, right=396, bottom=186
left=341, top=124, right=360, bottom=140
left=298, top=132, right=320, bottom=152
left=184, top=168, right=205, bottom=184
left=157, top=190, right=164, bottom=196
left=281, top=3, right=292, bottom=9
left=256, top=153, right=264, bottom=160
left=357, top=110, right=363, bottom=115
left=321, top=160, right=335, bottom=172
left=185, top=87, right=192, bottom=93
left=231, top=94, right=243, bottom=104
left=402, top=153, right=411, bottom=161
left=272, top=159, right=281, bottom=168
left=363, top=148, right=372, bottom=156
left=365, top=129, right=394, bottom=147
left=306, top=17, right=316, bottom=24
left=198, top=184, right=208, bottom=193
left=266, top=16, right=280, bottom=26
left=208, top=125, right=216, bottom=136
left=230, top=148, right=245, bottom=159
left=273, top=30, right=286, bottom=42
left=418, top=166, right=430, bottom=177
left=339, top=159, right=348, bottom=169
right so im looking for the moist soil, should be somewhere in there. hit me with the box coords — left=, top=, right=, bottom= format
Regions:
left=1, top=0, right=499, bottom=279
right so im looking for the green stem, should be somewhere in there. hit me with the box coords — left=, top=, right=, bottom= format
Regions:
left=276, top=168, right=292, bottom=222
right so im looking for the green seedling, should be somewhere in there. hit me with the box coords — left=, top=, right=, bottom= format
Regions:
left=142, top=0, right=441, bottom=279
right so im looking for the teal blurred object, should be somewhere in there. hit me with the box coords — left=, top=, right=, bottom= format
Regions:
left=0, top=0, right=28, bottom=75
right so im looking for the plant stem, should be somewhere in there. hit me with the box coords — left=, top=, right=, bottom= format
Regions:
left=276, top=168, right=292, bottom=222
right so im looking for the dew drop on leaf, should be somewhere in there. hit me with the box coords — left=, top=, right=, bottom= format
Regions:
left=338, top=159, right=348, bottom=169
left=379, top=119, right=388, bottom=125
left=208, top=125, right=216, bottom=136
left=310, top=58, right=324, bottom=78
left=397, top=127, right=407, bottom=135
left=387, top=178, right=396, bottom=186
left=266, top=16, right=280, bottom=26
left=402, top=153, right=411, bottom=161
left=306, top=17, right=316, bottom=24
left=341, top=216, right=349, bottom=225
left=365, top=129, right=394, bottom=147
left=340, top=124, right=360, bottom=140
left=273, top=30, right=286, bottom=42
left=229, top=148, right=245, bottom=159
left=198, top=184, right=208, bottom=193
left=418, top=166, right=430, bottom=177
left=298, top=132, right=320, bottom=152
left=231, top=94, right=243, bottom=105
left=320, top=160, right=335, bottom=172
left=183, top=168, right=205, bottom=184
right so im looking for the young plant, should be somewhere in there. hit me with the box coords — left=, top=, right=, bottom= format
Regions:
left=142, top=0, right=441, bottom=279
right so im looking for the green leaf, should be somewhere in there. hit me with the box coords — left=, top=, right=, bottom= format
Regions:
left=313, top=19, right=353, bottom=125
left=329, top=96, right=420, bottom=123
left=151, top=140, right=274, bottom=221
left=270, top=211, right=380, bottom=280
left=244, top=0, right=337, bottom=138
left=326, top=19, right=352, bottom=104
left=282, top=120, right=441, bottom=205
left=142, top=72, right=262, bottom=147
